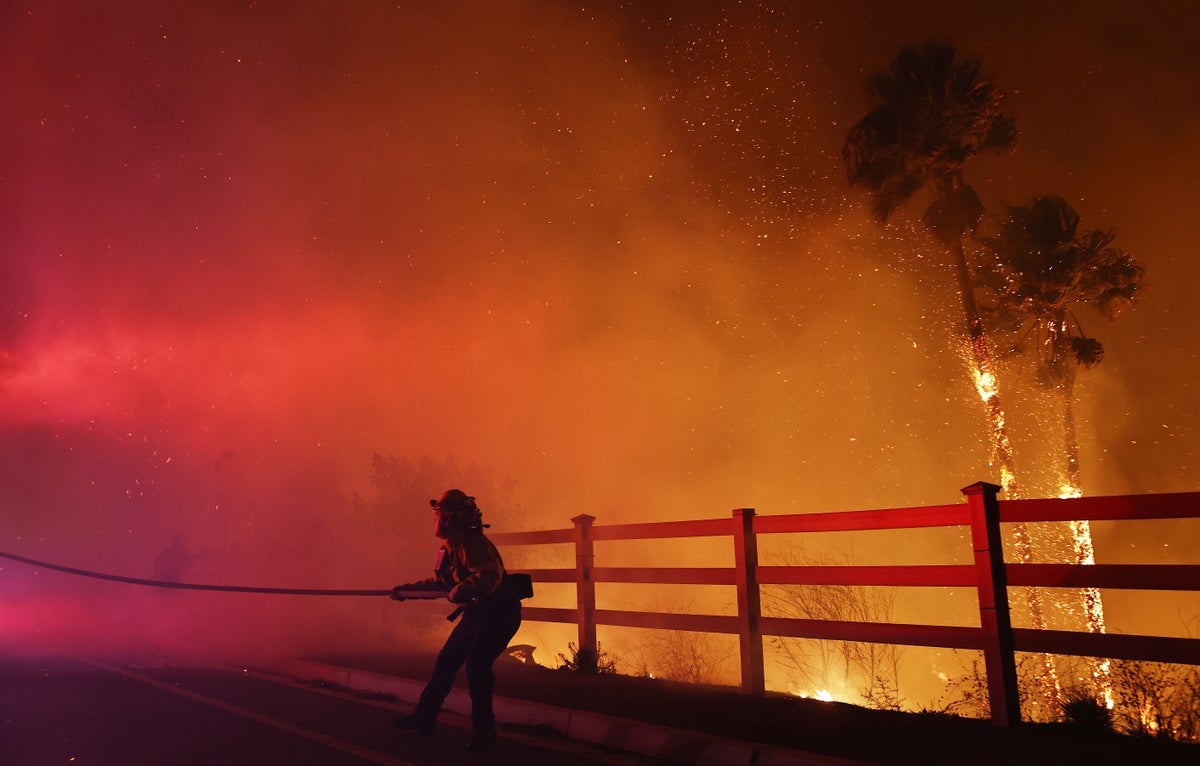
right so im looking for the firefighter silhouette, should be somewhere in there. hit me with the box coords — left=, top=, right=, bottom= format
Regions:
left=389, top=490, right=522, bottom=751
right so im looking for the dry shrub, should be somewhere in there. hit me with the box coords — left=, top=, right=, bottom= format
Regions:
left=1110, top=658, right=1200, bottom=742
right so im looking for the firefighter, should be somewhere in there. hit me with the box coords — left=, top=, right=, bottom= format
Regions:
left=390, top=489, right=522, bottom=751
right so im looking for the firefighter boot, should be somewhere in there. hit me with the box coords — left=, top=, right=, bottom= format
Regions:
left=465, top=728, right=497, bottom=751
left=391, top=712, right=435, bottom=735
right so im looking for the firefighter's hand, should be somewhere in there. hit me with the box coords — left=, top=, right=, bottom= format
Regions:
left=390, top=585, right=409, bottom=601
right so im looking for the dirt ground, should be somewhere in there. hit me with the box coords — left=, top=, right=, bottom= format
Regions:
left=315, top=651, right=1198, bottom=766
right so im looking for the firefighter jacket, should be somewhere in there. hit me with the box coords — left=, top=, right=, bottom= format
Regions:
left=408, top=527, right=509, bottom=605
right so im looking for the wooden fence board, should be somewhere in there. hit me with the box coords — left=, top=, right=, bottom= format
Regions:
left=490, top=529, right=575, bottom=545
left=1013, top=628, right=1200, bottom=666
left=753, top=504, right=967, bottom=534
left=758, top=564, right=976, bottom=587
left=1000, top=493, right=1200, bottom=523
left=1006, top=563, right=1200, bottom=590
left=759, top=617, right=984, bottom=650
left=589, top=518, right=733, bottom=540
left=593, top=609, right=741, bottom=634
left=521, top=568, right=576, bottom=583
left=520, top=606, right=579, bottom=624
left=592, top=567, right=736, bottom=585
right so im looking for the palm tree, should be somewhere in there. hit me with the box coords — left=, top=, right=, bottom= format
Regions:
left=979, top=194, right=1146, bottom=704
left=840, top=39, right=1073, bottom=715
left=981, top=195, right=1145, bottom=494
left=842, top=39, right=1021, bottom=494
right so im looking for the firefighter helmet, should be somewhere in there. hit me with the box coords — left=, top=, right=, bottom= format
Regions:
left=430, top=489, right=483, bottom=527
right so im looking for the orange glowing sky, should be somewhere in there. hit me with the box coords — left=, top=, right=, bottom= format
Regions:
left=2, top=0, right=1198, bottom=583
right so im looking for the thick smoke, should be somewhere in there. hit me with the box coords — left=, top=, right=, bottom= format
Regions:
left=1, top=1, right=1196, bottom=677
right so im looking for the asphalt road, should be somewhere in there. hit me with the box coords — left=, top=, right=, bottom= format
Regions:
left=1, top=653, right=662, bottom=766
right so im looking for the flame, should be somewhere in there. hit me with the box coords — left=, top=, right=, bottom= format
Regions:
left=973, top=367, right=998, bottom=402
left=999, top=465, right=1016, bottom=495
left=1099, top=660, right=1115, bottom=709
left=1062, top=500, right=1113, bottom=706
left=795, top=688, right=834, bottom=702
left=1069, top=520, right=1097, bottom=567
left=969, top=361, right=1017, bottom=496
left=1140, top=699, right=1161, bottom=733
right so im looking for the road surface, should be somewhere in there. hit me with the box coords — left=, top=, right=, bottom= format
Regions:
left=2, top=652, right=660, bottom=765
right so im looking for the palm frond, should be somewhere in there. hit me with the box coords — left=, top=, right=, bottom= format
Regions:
left=1076, top=233, right=1146, bottom=320
left=980, top=193, right=1145, bottom=372
left=1070, top=336, right=1105, bottom=368
left=982, top=114, right=1019, bottom=153
left=842, top=38, right=1017, bottom=224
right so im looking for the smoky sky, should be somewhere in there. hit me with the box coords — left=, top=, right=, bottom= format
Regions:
left=2, top=0, right=1198, bottom=594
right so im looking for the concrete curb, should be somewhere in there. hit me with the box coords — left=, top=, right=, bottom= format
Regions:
left=272, top=660, right=875, bottom=766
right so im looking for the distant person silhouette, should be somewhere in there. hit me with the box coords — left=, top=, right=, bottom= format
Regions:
left=389, top=490, right=522, bottom=751
left=148, top=532, right=199, bottom=659
left=154, top=532, right=195, bottom=583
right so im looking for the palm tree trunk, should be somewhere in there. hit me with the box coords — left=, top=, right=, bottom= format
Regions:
left=948, top=237, right=1019, bottom=494
left=1061, top=368, right=1113, bottom=706
left=1063, top=372, right=1082, bottom=493
left=949, top=234, right=1063, bottom=714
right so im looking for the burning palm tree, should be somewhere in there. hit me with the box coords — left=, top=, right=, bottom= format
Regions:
left=841, top=38, right=1020, bottom=493
left=841, top=39, right=1069, bottom=715
left=979, top=194, right=1146, bottom=705
left=980, top=194, right=1145, bottom=495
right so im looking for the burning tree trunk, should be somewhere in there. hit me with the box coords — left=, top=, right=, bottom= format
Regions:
left=951, top=236, right=1020, bottom=496
left=952, top=229, right=1064, bottom=715
left=978, top=195, right=1145, bottom=711
left=1057, top=333, right=1113, bottom=706
left=1062, top=365, right=1082, bottom=494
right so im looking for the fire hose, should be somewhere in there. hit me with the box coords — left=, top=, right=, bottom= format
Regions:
left=0, top=550, right=446, bottom=600
left=0, top=550, right=532, bottom=621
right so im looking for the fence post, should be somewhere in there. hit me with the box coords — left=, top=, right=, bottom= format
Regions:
left=732, top=508, right=765, bottom=695
left=571, top=513, right=598, bottom=665
left=962, top=481, right=1021, bottom=726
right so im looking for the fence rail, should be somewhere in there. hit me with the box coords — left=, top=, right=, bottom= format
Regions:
left=490, top=482, right=1200, bottom=726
